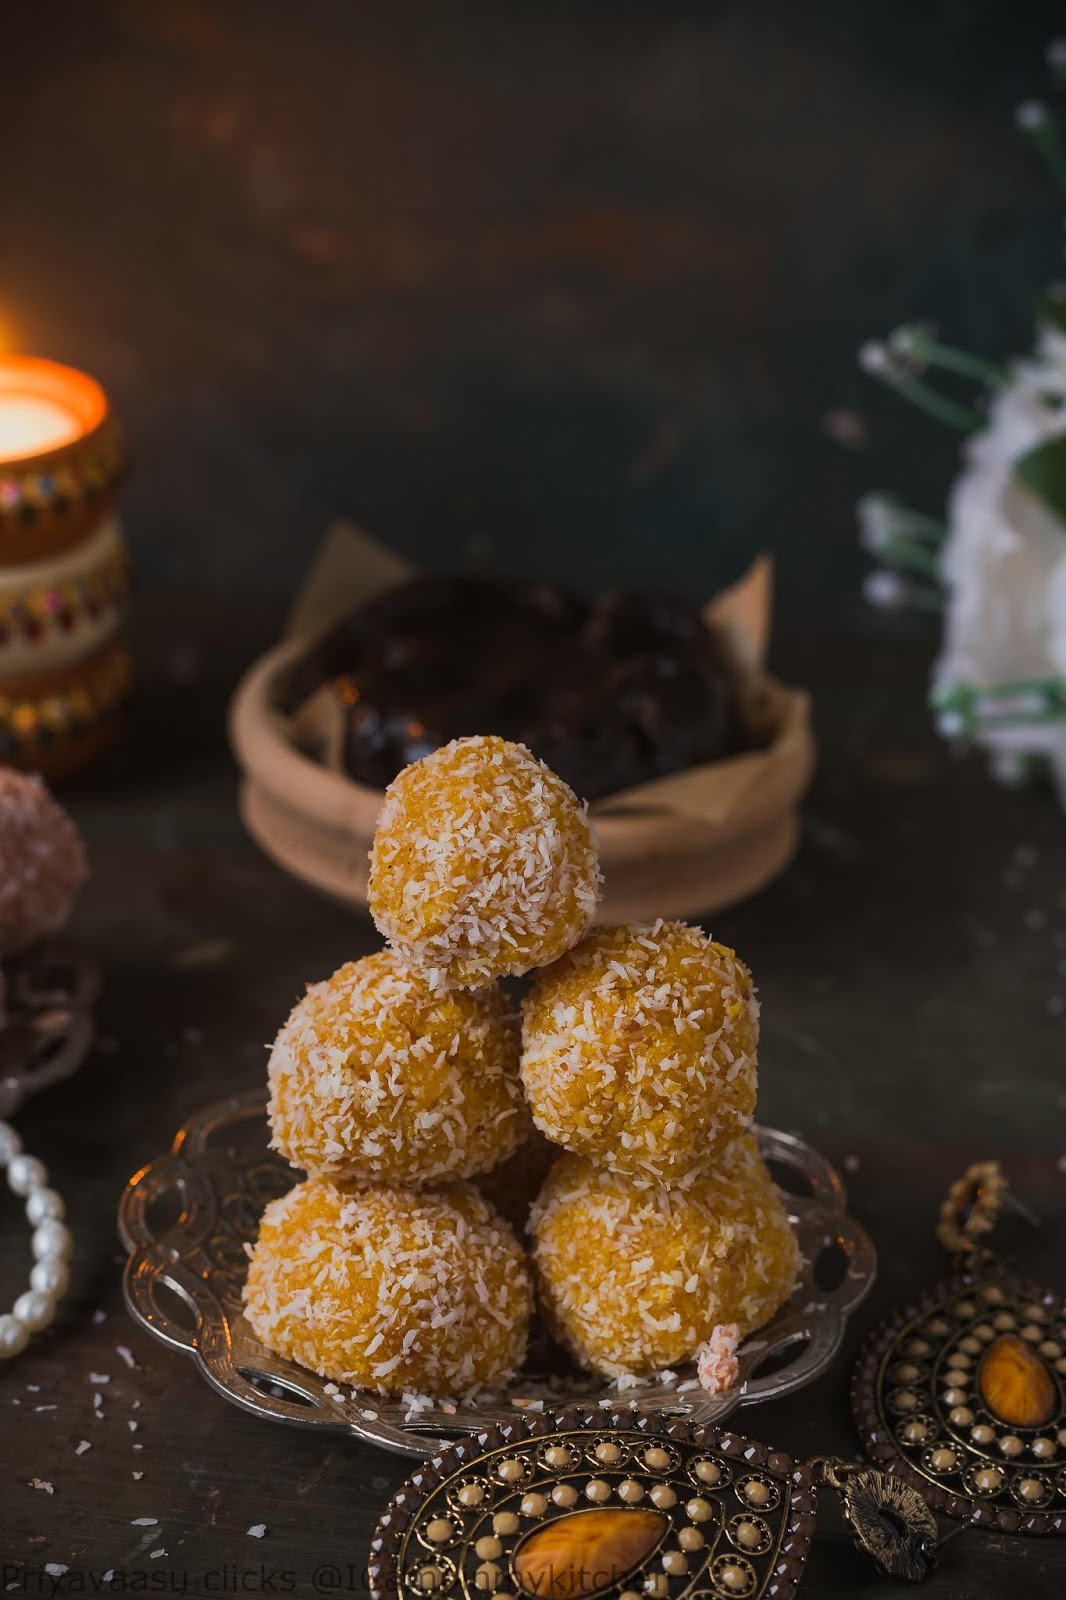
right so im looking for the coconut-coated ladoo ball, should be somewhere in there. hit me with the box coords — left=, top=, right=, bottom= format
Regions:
left=530, top=1136, right=798, bottom=1378
left=244, top=1178, right=534, bottom=1397
left=368, top=735, right=601, bottom=988
left=268, top=949, right=526, bottom=1184
left=521, top=920, right=759, bottom=1185
left=0, top=771, right=87, bottom=956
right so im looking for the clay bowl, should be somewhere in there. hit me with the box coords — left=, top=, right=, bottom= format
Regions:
left=229, top=639, right=814, bottom=923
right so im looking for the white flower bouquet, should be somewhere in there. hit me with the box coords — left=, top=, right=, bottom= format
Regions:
left=859, top=44, right=1066, bottom=801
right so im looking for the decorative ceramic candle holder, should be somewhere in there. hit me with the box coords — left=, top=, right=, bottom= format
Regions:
left=0, top=518, right=130, bottom=675
left=0, top=356, right=132, bottom=777
left=0, top=637, right=133, bottom=778
left=0, top=356, right=126, bottom=566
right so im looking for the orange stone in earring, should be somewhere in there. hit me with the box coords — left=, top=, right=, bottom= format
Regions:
left=979, top=1335, right=1057, bottom=1429
left=513, top=1508, right=667, bottom=1600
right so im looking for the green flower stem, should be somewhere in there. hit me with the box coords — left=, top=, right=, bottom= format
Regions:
left=879, top=536, right=942, bottom=579
left=881, top=370, right=982, bottom=432
left=1021, top=113, right=1066, bottom=195
left=894, top=328, right=1008, bottom=387
left=893, top=509, right=948, bottom=543
left=933, top=676, right=1066, bottom=733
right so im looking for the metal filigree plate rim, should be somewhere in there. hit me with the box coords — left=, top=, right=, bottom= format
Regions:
left=119, top=1090, right=876, bottom=1459
left=0, top=942, right=100, bottom=1119
left=852, top=1266, right=1066, bottom=1535
left=367, top=1409, right=817, bottom=1600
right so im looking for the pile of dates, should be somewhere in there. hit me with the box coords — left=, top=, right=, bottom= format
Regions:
left=283, top=576, right=745, bottom=801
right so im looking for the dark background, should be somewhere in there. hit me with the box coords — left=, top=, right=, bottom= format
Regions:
left=5, top=7, right=1066, bottom=1600
left=2, top=0, right=1063, bottom=619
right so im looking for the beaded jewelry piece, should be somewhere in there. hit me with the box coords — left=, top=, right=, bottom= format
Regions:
left=853, top=1163, right=1066, bottom=1536
left=0, top=1116, right=71, bottom=1357
left=369, top=1408, right=942, bottom=1600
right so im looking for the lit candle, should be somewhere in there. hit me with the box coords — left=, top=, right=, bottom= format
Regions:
left=0, top=394, right=81, bottom=462
left=0, top=356, right=106, bottom=466
left=0, top=355, right=124, bottom=567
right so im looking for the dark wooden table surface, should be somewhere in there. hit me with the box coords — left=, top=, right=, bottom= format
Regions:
left=2, top=597, right=1064, bottom=1600
left=2, top=5, right=1065, bottom=1595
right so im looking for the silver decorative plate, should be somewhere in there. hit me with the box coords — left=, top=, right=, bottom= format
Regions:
left=0, top=942, right=100, bottom=1118
left=119, top=1091, right=875, bottom=1459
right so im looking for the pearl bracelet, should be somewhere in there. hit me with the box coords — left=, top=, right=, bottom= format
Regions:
left=0, top=1116, right=72, bottom=1357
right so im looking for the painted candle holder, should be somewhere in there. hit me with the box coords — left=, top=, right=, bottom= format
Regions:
left=0, top=356, right=132, bottom=777
left=0, top=356, right=127, bottom=567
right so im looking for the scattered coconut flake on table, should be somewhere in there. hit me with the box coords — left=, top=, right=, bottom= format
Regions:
left=89, top=1373, right=110, bottom=1384
left=132, top=1471, right=143, bottom=1480
left=128, top=1421, right=138, bottom=1432
left=92, top=1310, right=107, bottom=1325
left=172, top=939, right=232, bottom=970
left=34, top=1404, right=57, bottom=1412
left=697, top=1323, right=741, bottom=1396
left=150, top=1550, right=166, bottom=1560
left=44, top=1567, right=68, bottom=1579
left=30, top=1479, right=54, bottom=1493
left=75, top=1441, right=91, bottom=1456
left=131, top=1519, right=158, bottom=1527
left=102, top=1574, right=114, bottom=1585
left=116, top=1346, right=137, bottom=1369
left=247, top=1525, right=267, bottom=1539
left=402, top=1393, right=433, bottom=1420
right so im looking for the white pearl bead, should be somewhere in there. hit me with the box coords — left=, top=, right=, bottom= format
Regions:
left=0, top=1129, right=71, bottom=1359
left=13, top=1290, right=55, bottom=1332
left=0, top=1119, right=23, bottom=1164
left=32, top=1220, right=72, bottom=1261
left=26, top=1187, right=65, bottom=1224
left=8, top=1154, right=48, bottom=1196
left=0, top=1313, right=30, bottom=1357
left=30, top=1258, right=69, bottom=1297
